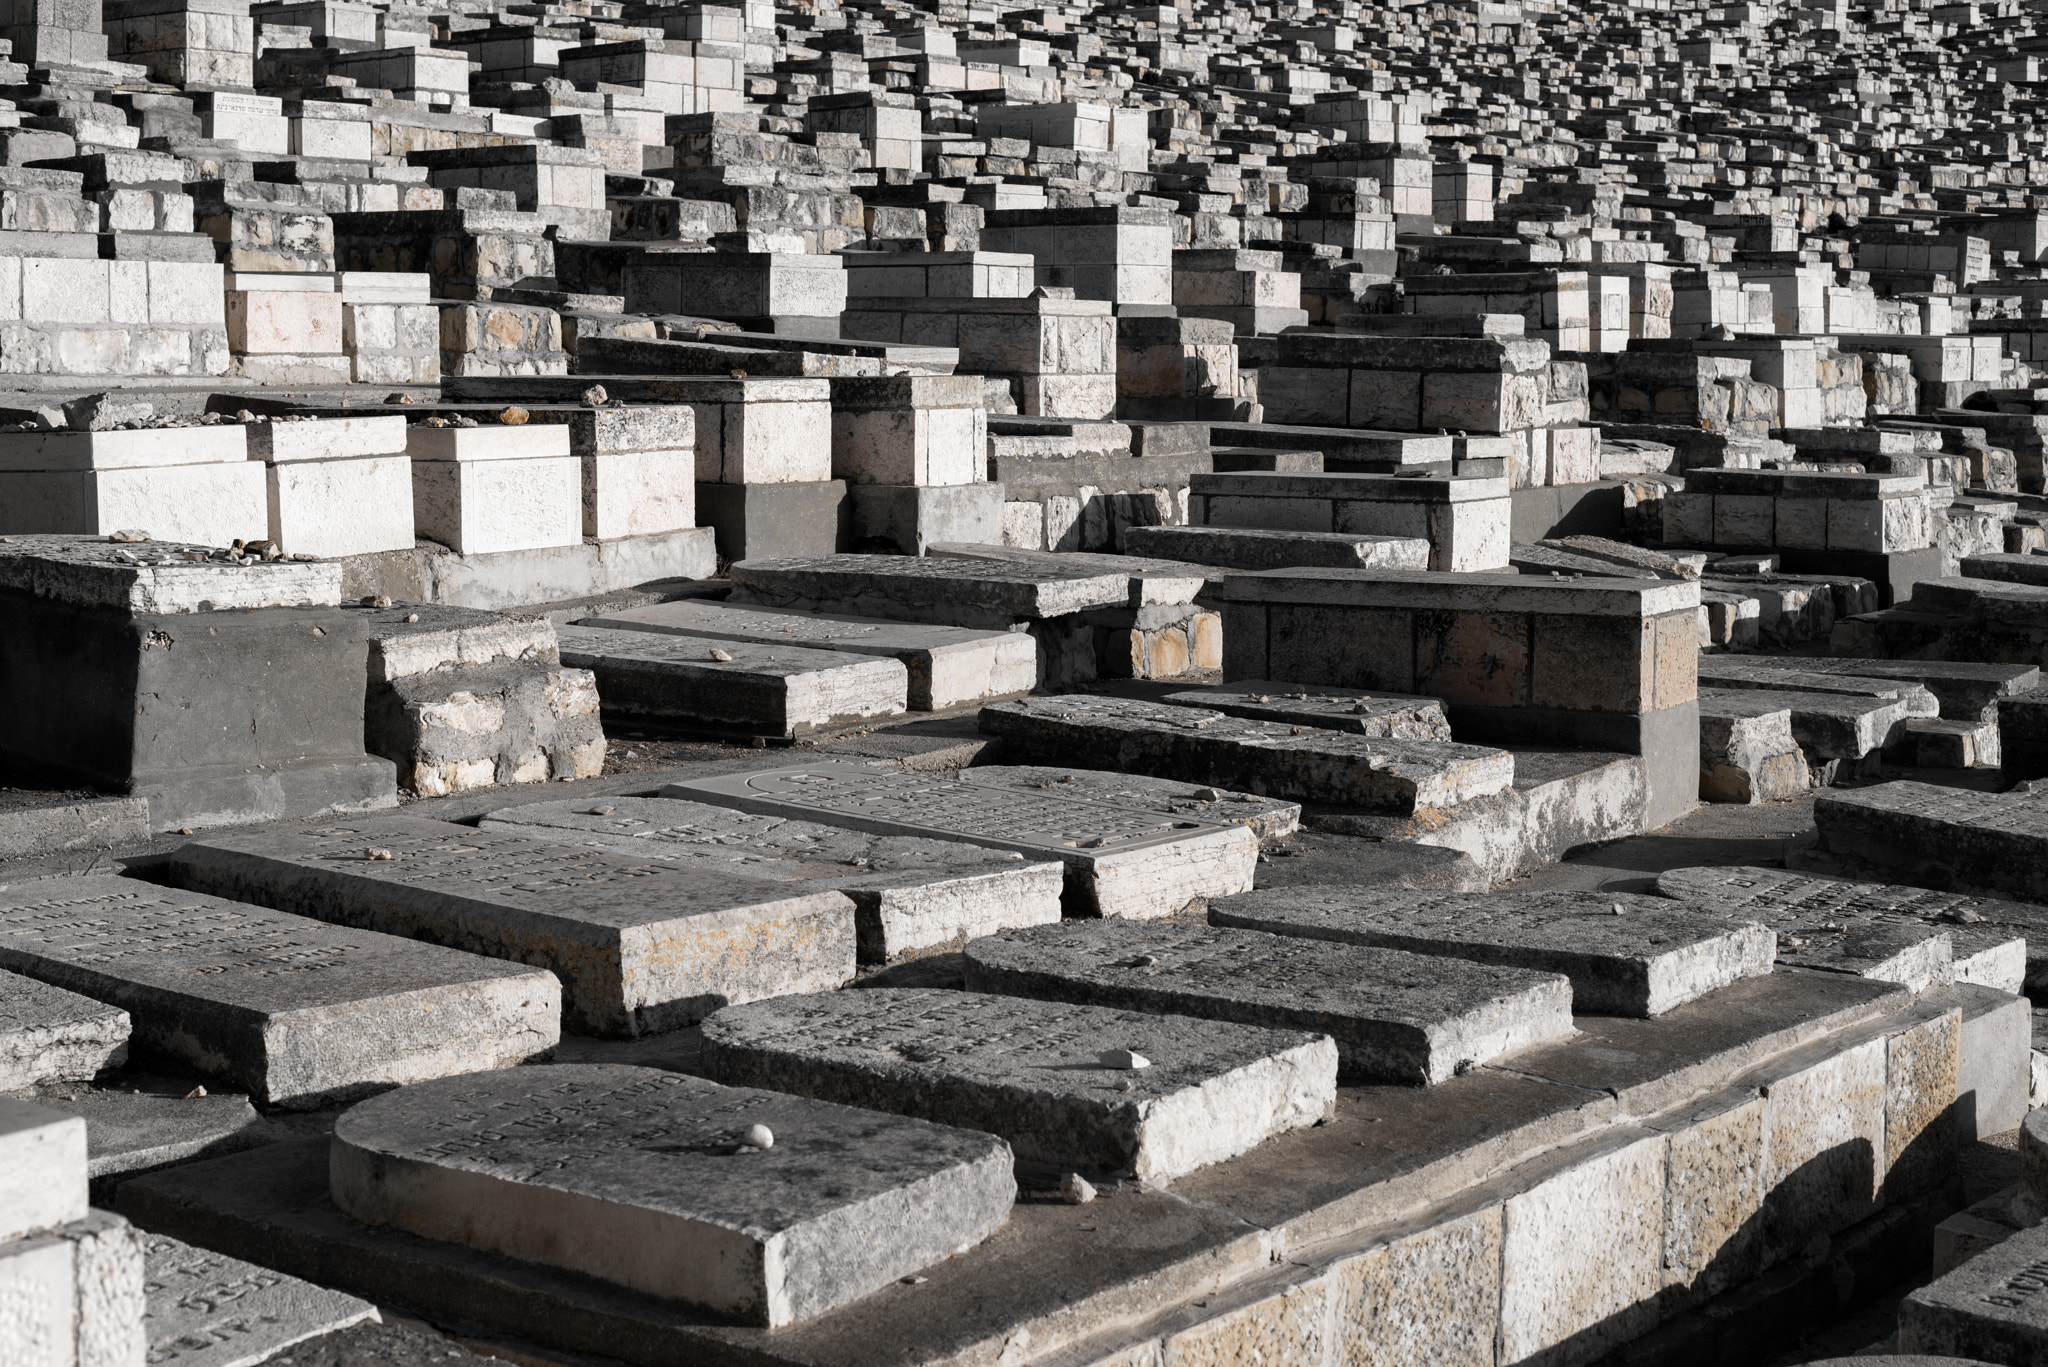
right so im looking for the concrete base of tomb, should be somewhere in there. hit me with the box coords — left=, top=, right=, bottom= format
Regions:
left=848, top=481, right=1004, bottom=556
left=333, top=527, right=718, bottom=611
left=135, top=756, right=399, bottom=835
left=696, top=480, right=850, bottom=561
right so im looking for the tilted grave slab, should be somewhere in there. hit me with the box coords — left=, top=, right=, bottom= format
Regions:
left=962, top=920, right=1574, bottom=1084
left=328, top=1064, right=1015, bottom=1328
left=166, top=817, right=856, bottom=1036
left=0, top=971, right=129, bottom=1092
left=141, top=1232, right=378, bottom=1367
left=555, top=623, right=909, bottom=738
left=477, top=796, right=1063, bottom=963
left=699, top=988, right=1335, bottom=1183
left=1157, top=680, right=1452, bottom=740
left=0, top=875, right=560, bottom=1107
left=725, top=554, right=1130, bottom=629
left=977, top=694, right=1512, bottom=814
left=1119, top=525, right=1432, bottom=573
left=1207, top=887, right=1775, bottom=1016
left=1808, top=782, right=2048, bottom=904
left=1660, top=864, right=2038, bottom=993
left=575, top=598, right=1036, bottom=710
left=663, top=763, right=1256, bottom=919
left=957, top=765, right=1302, bottom=840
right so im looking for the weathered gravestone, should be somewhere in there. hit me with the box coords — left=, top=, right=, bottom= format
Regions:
left=477, top=796, right=1063, bottom=962
left=141, top=1233, right=377, bottom=1367
left=1207, top=887, right=1775, bottom=1016
left=1807, top=782, right=2048, bottom=904
left=956, top=765, right=1302, bottom=840
left=168, top=817, right=857, bottom=1036
left=663, top=763, right=1257, bottom=918
left=0, top=875, right=559, bottom=1106
left=698, top=988, right=1335, bottom=1182
left=328, top=1065, right=1015, bottom=1328
left=962, top=921, right=1573, bottom=1084
left=1156, top=680, right=1453, bottom=740
left=0, top=971, right=129, bottom=1092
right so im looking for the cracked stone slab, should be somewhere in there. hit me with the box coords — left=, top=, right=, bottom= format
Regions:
left=168, top=816, right=856, bottom=1038
left=142, top=1232, right=377, bottom=1367
left=957, top=765, right=1301, bottom=840
left=1206, top=887, right=1775, bottom=1017
left=663, top=762, right=1256, bottom=920
left=0, top=970, right=128, bottom=1092
left=976, top=694, right=1513, bottom=815
left=961, top=920, right=1574, bottom=1085
left=328, top=1064, right=1015, bottom=1328
left=1811, top=782, right=2048, bottom=904
left=698, top=988, right=1335, bottom=1183
left=1156, top=680, right=1453, bottom=740
left=477, top=796, right=1063, bottom=963
left=0, top=875, right=560, bottom=1107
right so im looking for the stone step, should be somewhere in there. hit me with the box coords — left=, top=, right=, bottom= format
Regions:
left=726, top=553, right=1130, bottom=628
left=476, top=795, right=1064, bottom=963
left=142, top=1232, right=377, bottom=1367
left=555, top=623, right=909, bottom=738
left=574, top=598, right=1036, bottom=711
left=962, top=920, right=1575, bottom=1084
left=0, top=970, right=128, bottom=1092
left=1806, top=781, right=2048, bottom=905
left=663, top=762, right=1257, bottom=920
left=1207, top=887, right=1775, bottom=1017
left=957, top=764, right=1302, bottom=840
left=698, top=987, right=1336, bottom=1182
left=327, top=1064, right=1015, bottom=1328
left=976, top=693, right=1514, bottom=815
left=0, top=874, right=559, bottom=1107
left=1157, top=679, right=1452, bottom=739
left=165, top=816, right=856, bottom=1038
left=1119, top=523, right=1430, bottom=572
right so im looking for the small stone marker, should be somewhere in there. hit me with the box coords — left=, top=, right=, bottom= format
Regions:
left=477, top=796, right=1064, bottom=962
left=0, top=875, right=560, bottom=1106
left=168, top=817, right=858, bottom=1037
left=1660, top=865, right=2035, bottom=993
left=328, top=1064, right=1016, bottom=1327
left=0, top=970, right=129, bottom=1090
left=0, top=1096, right=87, bottom=1241
left=141, top=1232, right=378, bottom=1367
left=961, top=921, right=1574, bottom=1084
left=1158, top=680, right=1453, bottom=740
left=663, top=763, right=1257, bottom=919
left=957, top=764, right=1302, bottom=839
left=698, top=988, right=1336, bottom=1182
left=1811, top=782, right=2048, bottom=904
left=1207, top=887, right=1775, bottom=1016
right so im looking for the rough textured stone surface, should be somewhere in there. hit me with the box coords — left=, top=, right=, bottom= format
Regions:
left=1810, top=782, right=2048, bottom=905
left=477, top=796, right=1063, bottom=963
left=1158, top=681, right=1453, bottom=740
left=141, top=1232, right=378, bottom=1367
left=0, top=535, right=343, bottom=614
left=0, top=971, right=129, bottom=1092
left=698, top=988, right=1336, bottom=1182
left=168, top=817, right=856, bottom=1037
left=328, top=1065, right=1016, bottom=1328
left=1207, top=887, right=1775, bottom=1017
left=1328, top=1205, right=1502, bottom=1367
left=962, top=920, right=1574, bottom=1084
left=1901, top=1218, right=2048, bottom=1361
left=0, top=875, right=559, bottom=1107
left=957, top=764, right=1302, bottom=840
left=664, top=763, right=1257, bottom=920
left=727, top=555, right=1129, bottom=627
left=0, top=1095, right=88, bottom=1241
left=0, top=1207, right=146, bottom=1367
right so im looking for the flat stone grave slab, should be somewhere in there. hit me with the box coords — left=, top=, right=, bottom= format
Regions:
left=961, top=921, right=1574, bottom=1084
left=1728, top=656, right=2038, bottom=721
left=1206, top=887, right=1775, bottom=1016
left=957, top=765, right=1302, bottom=840
left=476, top=796, right=1063, bottom=963
left=42, top=1089, right=276, bottom=1181
left=1697, top=686, right=1927, bottom=760
left=977, top=695, right=1514, bottom=815
left=574, top=600, right=1036, bottom=710
left=143, top=1232, right=378, bottom=1367
left=328, top=1064, right=1015, bottom=1328
left=1810, top=782, right=2048, bottom=904
left=0, top=534, right=344, bottom=614
left=555, top=624, right=908, bottom=739
left=662, top=763, right=1256, bottom=919
left=1900, top=1215, right=2048, bottom=1360
left=1157, top=680, right=1452, bottom=740
left=926, top=544, right=1209, bottom=606
left=0, top=875, right=560, bottom=1107
left=1659, top=865, right=2040, bottom=993
left=726, top=555, right=1130, bottom=629
left=698, top=988, right=1335, bottom=1183
left=0, top=969, right=129, bottom=1090
left=1119, top=525, right=1432, bottom=573
left=168, top=817, right=857, bottom=1037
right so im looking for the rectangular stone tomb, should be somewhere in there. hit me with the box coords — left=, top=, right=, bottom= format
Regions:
left=1206, top=888, right=1774, bottom=1016
left=662, top=763, right=1257, bottom=920
left=0, top=875, right=560, bottom=1107
left=960, top=921, right=1574, bottom=1083
left=1157, top=681, right=1452, bottom=740
left=726, top=554, right=1130, bottom=629
left=328, top=1064, right=1015, bottom=1328
left=1697, top=685, right=1930, bottom=761
left=0, top=970, right=130, bottom=1091
left=1900, top=1216, right=2048, bottom=1359
left=555, top=624, right=908, bottom=739
left=976, top=695, right=1512, bottom=815
left=576, top=599, right=1037, bottom=710
left=958, top=765, right=1302, bottom=840
left=1809, top=781, right=2048, bottom=904
left=698, top=988, right=1337, bottom=1183
left=1658, top=864, right=2028, bottom=993
left=476, top=796, right=1064, bottom=963
left=143, top=1232, right=378, bottom=1367
left=166, top=817, right=857, bottom=1037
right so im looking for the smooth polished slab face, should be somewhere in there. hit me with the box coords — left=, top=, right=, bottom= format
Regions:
left=699, top=988, right=1336, bottom=1182
left=329, top=1064, right=1016, bottom=1328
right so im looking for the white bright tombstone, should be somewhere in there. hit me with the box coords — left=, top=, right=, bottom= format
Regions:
left=246, top=416, right=416, bottom=558
left=0, top=426, right=267, bottom=546
left=405, top=424, right=582, bottom=555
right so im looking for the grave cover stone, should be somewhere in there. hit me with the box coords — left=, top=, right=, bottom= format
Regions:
left=141, top=1233, right=378, bottom=1367
left=1157, top=681, right=1453, bottom=740
left=1811, top=783, right=2048, bottom=904
left=0, top=972, right=129, bottom=1091
left=957, top=765, right=1302, bottom=840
